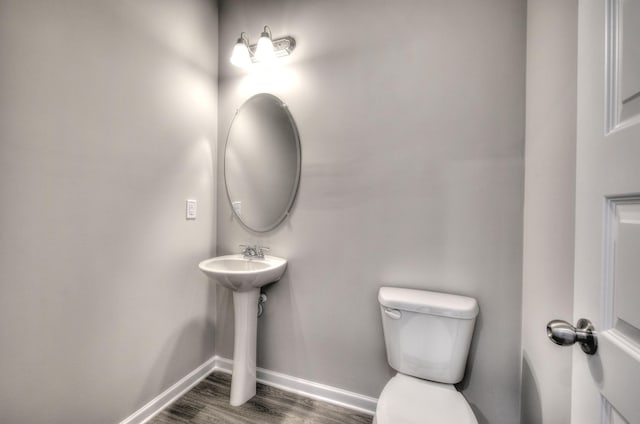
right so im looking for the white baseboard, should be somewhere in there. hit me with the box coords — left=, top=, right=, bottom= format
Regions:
left=120, top=355, right=377, bottom=424
left=214, top=357, right=377, bottom=415
left=119, top=356, right=218, bottom=424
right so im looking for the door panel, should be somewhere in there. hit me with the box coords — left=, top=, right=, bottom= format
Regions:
left=597, top=199, right=640, bottom=421
left=612, top=202, right=640, bottom=330
left=609, top=0, right=640, bottom=127
left=573, top=0, right=640, bottom=423
left=619, top=0, right=640, bottom=122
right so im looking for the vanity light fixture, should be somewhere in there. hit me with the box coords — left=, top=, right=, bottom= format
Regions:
left=230, top=26, right=296, bottom=68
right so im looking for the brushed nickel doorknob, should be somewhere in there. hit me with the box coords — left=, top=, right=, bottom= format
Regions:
left=546, top=318, right=597, bottom=355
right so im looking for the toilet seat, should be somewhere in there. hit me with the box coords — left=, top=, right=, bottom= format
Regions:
left=374, top=373, right=478, bottom=424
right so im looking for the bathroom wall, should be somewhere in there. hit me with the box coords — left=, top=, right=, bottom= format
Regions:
left=217, top=1, right=526, bottom=423
left=521, top=1, right=578, bottom=423
left=0, top=1, right=218, bottom=422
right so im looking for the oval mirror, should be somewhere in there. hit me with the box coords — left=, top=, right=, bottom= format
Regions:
left=224, top=93, right=301, bottom=232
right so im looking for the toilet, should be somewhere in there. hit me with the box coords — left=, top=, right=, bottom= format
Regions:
left=374, top=287, right=479, bottom=424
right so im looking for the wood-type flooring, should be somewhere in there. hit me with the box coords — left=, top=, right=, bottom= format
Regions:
left=148, top=372, right=374, bottom=424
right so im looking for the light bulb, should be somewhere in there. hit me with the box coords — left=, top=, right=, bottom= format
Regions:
left=255, top=32, right=276, bottom=63
left=230, top=38, right=252, bottom=68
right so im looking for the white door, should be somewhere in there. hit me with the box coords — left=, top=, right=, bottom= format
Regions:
left=571, top=0, right=640, bottom=422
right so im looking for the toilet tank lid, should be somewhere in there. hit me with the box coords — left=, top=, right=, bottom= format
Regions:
left=378, top=287, right=479, bottom=319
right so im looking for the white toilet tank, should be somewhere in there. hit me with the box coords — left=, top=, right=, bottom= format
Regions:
left=378, top=287, right=479, bottom=384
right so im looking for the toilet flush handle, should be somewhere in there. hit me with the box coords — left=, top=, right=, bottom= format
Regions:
left=383, top=307, right=402, bottom=320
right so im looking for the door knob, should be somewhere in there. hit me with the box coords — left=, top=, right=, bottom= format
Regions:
left=546, top=318, right=598, bottom=354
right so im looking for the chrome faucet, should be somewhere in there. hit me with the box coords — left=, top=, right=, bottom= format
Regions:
left=240, top=244, right=269, bottom=259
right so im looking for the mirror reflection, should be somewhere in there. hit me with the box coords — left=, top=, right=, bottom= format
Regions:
left=224, top=93, right=301, bottom=232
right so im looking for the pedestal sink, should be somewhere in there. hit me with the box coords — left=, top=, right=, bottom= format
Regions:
left=198, top=254, right=287, bottom=406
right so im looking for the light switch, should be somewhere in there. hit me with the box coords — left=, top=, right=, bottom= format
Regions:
left=232, top=201, right=242, bottom=216
left=186, top=199, right=197, bottom=220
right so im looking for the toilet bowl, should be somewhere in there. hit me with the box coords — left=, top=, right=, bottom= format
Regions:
left=374, top=287, right=479, bottom=424
left=374, top=374, right=477, bottom=424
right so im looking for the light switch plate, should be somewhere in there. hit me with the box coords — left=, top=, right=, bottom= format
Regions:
left=232, top=201, right=242, bottom=216
left=186, top=199, right=197, bottom=220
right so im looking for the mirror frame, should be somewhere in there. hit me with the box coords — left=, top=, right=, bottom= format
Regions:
left=223, top=93, right=301, bottom=233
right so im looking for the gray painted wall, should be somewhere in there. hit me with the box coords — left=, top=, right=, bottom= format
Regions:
left=217, top=1, right=526, bottom=423
left=0, top=1, right=218, bottom=422
left=521, top=1, right=578, bottom=423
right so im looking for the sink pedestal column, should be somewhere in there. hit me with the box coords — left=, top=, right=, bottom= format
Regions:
left=230, top=288, right=260, bottom=406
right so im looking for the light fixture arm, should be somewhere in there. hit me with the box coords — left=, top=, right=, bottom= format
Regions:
left=239, top=32, right=250, bottom=45
left=261, top=26, right=272, bottom=39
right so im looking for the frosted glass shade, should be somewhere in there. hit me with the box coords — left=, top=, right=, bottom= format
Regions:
left=255, top=36, right=276, bottom=63
left=230, top=42, right=252, bottom=68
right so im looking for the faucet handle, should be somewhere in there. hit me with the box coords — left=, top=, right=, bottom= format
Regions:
left=239, top=244, right=270, bottom=258
left=239, top=244, right=253, bottom=255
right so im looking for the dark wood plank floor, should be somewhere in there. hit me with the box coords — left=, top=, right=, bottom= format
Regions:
left=149, top=372, right=373, bottom=424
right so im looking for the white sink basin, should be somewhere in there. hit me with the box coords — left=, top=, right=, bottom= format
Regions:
left=197, top=253, right=288, bottom=406
left=198, top=254, right=287, bottom=292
